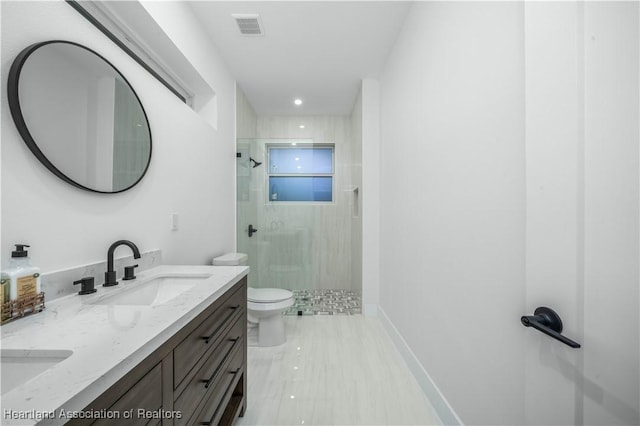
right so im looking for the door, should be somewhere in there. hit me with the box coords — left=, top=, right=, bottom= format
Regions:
left=524, top=3, right=639, bottom=425
left=237, top=138, right=262, bottom=289
left=236, top=138, right=319, bottom=292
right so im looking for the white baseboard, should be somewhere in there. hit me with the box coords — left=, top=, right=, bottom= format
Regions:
left=363, top=303, right=378, bottom=317
left=377, top=306, right=463, bottom=426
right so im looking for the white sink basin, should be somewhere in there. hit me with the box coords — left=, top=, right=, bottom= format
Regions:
left=1, top=349, right=73, bottom=395
left=92, top=273, right=211, bottom=306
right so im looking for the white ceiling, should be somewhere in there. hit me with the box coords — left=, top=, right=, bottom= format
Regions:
left=188, top=1, right=411, bottom=116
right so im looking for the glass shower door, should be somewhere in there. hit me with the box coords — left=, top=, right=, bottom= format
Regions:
left=236, top=138, right=316, bottom=293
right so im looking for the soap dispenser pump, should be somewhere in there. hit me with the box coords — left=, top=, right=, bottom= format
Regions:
left=3, top=244, right=41, bottom=300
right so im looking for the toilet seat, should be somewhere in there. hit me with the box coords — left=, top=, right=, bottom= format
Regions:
left=248, top=287, right=293, bottom=303
left=247, top=288, right=294, bottom=312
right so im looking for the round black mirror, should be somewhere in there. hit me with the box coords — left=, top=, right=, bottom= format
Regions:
left=7, top=41, right=152, bottom=193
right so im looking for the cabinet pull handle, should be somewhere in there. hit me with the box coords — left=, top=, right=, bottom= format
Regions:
left=201, top=367, right=243, bottom=426
left=201, top=305, right=241, bottom=344
left=202, top=336, right=242, bottom=389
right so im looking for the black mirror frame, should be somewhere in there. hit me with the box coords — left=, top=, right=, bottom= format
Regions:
left=7, top=40, right=152, bottom=194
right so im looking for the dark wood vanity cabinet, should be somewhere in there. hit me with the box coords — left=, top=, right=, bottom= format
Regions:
left=69, top=277, right=247, bottom=426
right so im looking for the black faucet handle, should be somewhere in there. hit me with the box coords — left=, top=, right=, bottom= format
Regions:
left=123, top=264, right=139, bottom=281
left=73, top=277, right=97, bottom=295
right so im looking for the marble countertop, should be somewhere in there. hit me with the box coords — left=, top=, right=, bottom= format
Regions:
left=0, top=265, right=249, bottom=425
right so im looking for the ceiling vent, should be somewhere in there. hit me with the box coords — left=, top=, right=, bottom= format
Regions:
left=232, top=14, right=264, bottom=36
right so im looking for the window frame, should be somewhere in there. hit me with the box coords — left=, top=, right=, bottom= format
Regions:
left=266, top=142, right=336, bottom=204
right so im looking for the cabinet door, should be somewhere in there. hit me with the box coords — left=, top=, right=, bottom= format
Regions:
left=92, top=363, right=163, bottom=426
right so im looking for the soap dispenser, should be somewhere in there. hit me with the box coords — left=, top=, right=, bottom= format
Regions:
left=3, top=244, right=41, bottom=300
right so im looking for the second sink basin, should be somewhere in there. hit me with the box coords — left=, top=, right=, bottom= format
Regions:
left=92, top=273, right=211, bottom=306
left=1, top=349, right=73, bottom=395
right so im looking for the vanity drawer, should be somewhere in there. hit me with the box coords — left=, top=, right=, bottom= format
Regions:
left=174, top=315, right=244, bottom=417
left=173, top=285, right=244, bottom=387
left=189, top=341, right=244, bottom=426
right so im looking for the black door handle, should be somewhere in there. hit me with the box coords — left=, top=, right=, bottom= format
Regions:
left=248, top=224, right=258, bottom=238
left=521, top=306, right=581, bottom=348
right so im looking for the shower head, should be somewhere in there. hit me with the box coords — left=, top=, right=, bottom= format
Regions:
left=249, top=157, right=262, bottom=168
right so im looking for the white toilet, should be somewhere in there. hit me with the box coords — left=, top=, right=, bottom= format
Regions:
left=212, top=253, right=294, bottom=347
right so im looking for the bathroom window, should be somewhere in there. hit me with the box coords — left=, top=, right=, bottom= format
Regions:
left=267, top=144, right=334, bottom=202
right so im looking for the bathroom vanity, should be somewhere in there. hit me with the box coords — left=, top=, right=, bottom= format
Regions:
left=0, top=265, right=248, bottom=426
left=71, top=277, right=246, bottom=425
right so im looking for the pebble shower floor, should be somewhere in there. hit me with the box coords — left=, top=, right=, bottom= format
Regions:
left=284, top=289, right=361, bottom=316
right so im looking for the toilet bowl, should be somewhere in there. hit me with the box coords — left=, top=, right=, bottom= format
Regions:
left=212, top=253, right=294, bottom=347
left=247, top=287, right=294, bottom=346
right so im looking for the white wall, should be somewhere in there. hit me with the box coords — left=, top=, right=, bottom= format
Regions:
left=1, top=0, right=237, bottom=271
left=140, top=0, right=223, bottom=130
left=379, top=2, right=527, bottom=424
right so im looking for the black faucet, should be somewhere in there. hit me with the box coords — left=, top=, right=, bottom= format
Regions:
left=103, top=240, right=141, bottom=287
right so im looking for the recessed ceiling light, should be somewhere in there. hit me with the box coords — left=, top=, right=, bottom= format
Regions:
left=299, top=125, right=305, bottom=129
left=294, top=99, right=302, bottom=106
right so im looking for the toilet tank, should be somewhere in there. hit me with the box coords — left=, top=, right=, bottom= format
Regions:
left=212, top=253, right=248, bottom=266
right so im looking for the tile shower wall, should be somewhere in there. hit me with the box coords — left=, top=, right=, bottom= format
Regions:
left=236, top=86, right=257, bottom=140
left=243, top=116, right=358, bottom=293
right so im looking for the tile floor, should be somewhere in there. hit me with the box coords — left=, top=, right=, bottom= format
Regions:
left=238, top=315, right=440, bottom=425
